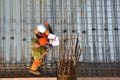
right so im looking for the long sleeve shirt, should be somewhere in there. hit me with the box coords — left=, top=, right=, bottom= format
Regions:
left=30, top=38, right=47, bottom=60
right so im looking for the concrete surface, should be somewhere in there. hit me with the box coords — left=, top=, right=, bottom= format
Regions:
left=0, top=77, right=120, bottom=80
left=0, top=78, right=57, bottom=80
left=77, top=77, right=120, bottom=80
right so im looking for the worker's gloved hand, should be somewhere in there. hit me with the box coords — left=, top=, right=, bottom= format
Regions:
left=50, top=37, right=59, bottom=46
left=34, top=43, right=40, bottom=48
left=47, top=33, right=59, bottom=46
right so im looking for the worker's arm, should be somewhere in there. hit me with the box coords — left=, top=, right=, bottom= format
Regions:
left=39, top=49, right=49, bottom=61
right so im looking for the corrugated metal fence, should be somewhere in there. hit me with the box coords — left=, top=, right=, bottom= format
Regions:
left=0, top=0, right=120, bottom=65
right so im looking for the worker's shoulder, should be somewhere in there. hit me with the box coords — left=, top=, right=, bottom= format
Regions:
left=31, top=38, right=39, bottom=43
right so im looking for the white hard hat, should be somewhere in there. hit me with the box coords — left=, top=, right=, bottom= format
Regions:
left=37, top=24, right=47, bottom=33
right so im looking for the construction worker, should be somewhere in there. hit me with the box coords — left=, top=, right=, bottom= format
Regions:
left=29, top=22, right=57, bottom=75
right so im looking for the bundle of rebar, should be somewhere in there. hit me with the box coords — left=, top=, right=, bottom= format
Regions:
left=57, top=33, right=82, bottom=80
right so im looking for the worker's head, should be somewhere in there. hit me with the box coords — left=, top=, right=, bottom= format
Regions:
left=34, top=24, right=49, bottom=37
left=38, top=37, right=47, bottom=46
left=37, top=24, right=47, bottom=33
